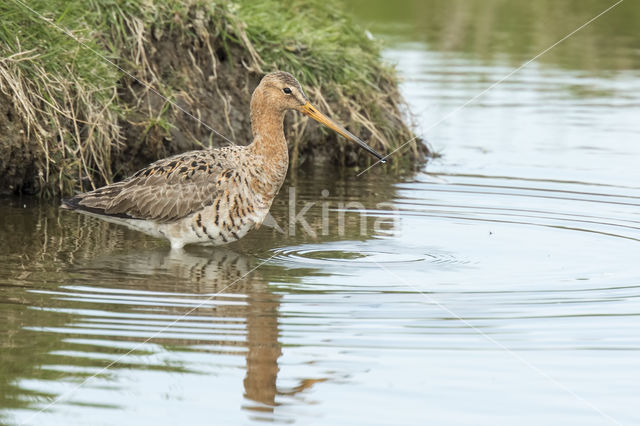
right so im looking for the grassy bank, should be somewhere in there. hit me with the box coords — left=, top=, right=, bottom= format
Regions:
left=0, top=0, right=424, bottom=197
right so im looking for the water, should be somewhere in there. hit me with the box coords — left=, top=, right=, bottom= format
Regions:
left=2, top=1, right=640, bottom=425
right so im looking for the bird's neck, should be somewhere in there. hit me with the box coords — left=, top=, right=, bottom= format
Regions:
left=248, top=91, right=289, bottom=174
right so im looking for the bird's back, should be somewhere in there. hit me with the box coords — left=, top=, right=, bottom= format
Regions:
left=62, top=146, right=252, bottom=223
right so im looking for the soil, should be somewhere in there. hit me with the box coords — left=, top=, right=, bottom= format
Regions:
left=0, top=97, right=40, bottom=195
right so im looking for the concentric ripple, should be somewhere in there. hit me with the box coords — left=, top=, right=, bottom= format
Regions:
left=270, top=241, right=472, bottom=271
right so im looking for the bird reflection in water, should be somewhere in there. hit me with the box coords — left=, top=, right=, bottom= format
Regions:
left=74, top=246, right=318, bottom=417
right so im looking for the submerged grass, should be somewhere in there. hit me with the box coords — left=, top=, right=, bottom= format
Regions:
left=0, top=0, right=424, bottom=196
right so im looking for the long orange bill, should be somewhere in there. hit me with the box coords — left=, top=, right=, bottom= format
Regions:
left=298, top=102, right=386, bottom=163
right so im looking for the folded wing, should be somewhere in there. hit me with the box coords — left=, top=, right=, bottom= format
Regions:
left=62, top=150, right=238, bottom=223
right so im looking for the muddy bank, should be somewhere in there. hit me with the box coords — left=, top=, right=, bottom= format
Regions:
left=0, top=1, right=426, bottom=196
left=0, top=99, right=35, bottom=194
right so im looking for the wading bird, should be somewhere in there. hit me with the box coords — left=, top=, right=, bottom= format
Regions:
left=62, top=71, right=385, bottom=249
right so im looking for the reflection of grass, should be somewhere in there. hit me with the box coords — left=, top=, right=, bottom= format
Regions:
left=345, top=0, right=640, bottom=71
left=303, top=250, right=367, bottom=260
left=565, top=84, right=616, bottom=98
left=0, top=0, right=421, bottom=197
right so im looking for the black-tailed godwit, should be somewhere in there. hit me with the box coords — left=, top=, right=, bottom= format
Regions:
left=62, top=71, right=385, bottom=248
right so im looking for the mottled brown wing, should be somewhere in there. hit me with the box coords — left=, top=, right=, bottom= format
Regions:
left=64, top=149, right=239, bottom=223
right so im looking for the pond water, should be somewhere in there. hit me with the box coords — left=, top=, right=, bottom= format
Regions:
left=2, top=1, right=640, bottom=425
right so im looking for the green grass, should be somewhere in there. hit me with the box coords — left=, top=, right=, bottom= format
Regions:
left=0, top=0, right=422, bottom=196
left=235, top=0, right=385, bottom=90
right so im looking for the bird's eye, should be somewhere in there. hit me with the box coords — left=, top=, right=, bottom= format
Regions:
left=283, top=87, right=292, bottom=94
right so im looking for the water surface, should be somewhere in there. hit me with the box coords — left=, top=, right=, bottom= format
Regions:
left=2, top=1, right=640, bottom=425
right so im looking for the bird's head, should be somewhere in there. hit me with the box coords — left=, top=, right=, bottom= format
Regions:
left=254, top=71, right=386, bottom=162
